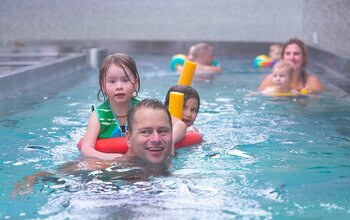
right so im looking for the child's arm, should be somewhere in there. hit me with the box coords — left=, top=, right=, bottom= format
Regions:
left=258, top=74, right=273, bottom=91
left=261, top=86, right=274, bottom=96
left=80, top=111, right=123, bottom=160
left=171, top=117, right=187, bottom=155
left=186, top=126, right=199, bottom=133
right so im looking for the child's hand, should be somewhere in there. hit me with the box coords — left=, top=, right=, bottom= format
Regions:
left=186, top=126, right=199, bottom=133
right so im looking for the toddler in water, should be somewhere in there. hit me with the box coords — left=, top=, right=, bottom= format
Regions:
left=80, top=53, right=186, bottom=160
left=164, top=85, right=200, bottom=133
left=269, top=44, right=282, bottom=63
left=261, top=60, right=299, bottom=96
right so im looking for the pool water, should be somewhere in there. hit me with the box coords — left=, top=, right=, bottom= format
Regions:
left=1, top=55, right=350, bottom=219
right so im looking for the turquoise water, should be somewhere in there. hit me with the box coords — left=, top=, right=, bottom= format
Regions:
left=1, top=55, right=350, bottom=219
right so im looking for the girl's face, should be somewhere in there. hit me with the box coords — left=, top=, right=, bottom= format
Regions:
left=103, top=64, right=138, bottom=105
left=283, top=44, right=303, bottom=72
left=182, top=97, right=199, bottom=127
left=272, top=67, right=292, bottom=92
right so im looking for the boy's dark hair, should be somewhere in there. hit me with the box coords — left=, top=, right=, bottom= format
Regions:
left=164, top=85, right=200, bottom=113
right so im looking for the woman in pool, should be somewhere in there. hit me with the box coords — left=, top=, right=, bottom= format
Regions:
left=164, top=85, right=200, bottom=133
left=261, top=60, right=299, bottom=96
left=259, top=38, right=324, bottom=94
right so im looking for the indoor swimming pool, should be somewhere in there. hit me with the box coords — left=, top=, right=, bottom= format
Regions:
left=1, top=54, right=350, bottom=219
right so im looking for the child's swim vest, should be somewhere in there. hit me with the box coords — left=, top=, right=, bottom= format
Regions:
left=95, top=98, right=139, bottom=138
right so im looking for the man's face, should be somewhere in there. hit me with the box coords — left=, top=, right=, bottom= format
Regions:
left=126, top=108, right=172, bottom=164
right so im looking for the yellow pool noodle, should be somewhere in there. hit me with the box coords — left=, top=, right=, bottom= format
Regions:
left=178, top=60, right=197, bottom=86
left=168, top=92, right=184, bottom=119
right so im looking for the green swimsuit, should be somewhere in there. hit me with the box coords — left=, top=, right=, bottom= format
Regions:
left=95, top=98, right=139, bottom=138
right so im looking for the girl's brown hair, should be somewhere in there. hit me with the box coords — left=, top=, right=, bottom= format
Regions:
left=98, top=53, right=140, bottom=101
left=164, top=85, right=200, bottom=113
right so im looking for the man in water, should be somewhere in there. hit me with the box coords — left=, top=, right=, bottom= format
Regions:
left=14, top=99, right=173, bottom=194
left=125, top=98, right=173, bottom=165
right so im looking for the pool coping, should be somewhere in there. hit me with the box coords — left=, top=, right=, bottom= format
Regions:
left=0, top=53, right=90, bottom=100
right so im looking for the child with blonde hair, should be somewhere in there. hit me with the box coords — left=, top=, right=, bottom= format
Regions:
left=261, top=60, right=300, bottom=96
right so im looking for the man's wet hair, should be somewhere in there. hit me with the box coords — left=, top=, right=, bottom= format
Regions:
left=127, top=99, right=172, bottom=133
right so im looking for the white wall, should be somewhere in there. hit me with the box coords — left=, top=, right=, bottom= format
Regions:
left=0, top=0, right=301, bottom=42
left=1, top=0, right=349, bottom=58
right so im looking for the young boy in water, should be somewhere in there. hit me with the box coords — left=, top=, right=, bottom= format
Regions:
left=261, top=60, right=300, bottom=96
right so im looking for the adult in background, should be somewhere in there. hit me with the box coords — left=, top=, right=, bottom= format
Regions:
left=259, top=38, right=324, bottom=94
left=177, top=43, right=222, bottom=75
